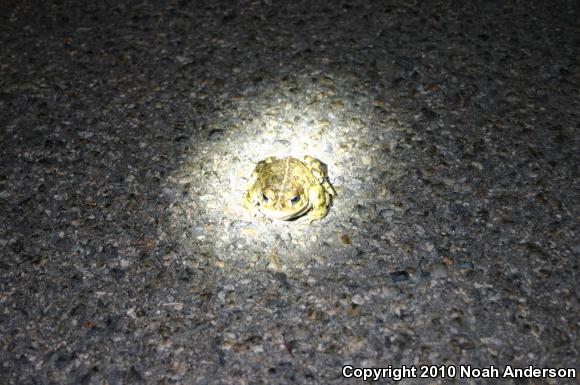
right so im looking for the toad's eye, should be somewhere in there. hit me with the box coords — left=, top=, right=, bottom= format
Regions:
left=290, top=195, right=300, bottom=204
left=262, top=193, right=269, bottom=202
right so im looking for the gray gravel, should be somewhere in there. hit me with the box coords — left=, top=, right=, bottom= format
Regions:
left=1, top=0, right=578, bottom=384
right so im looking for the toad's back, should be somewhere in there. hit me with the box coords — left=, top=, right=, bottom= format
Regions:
left=260, top=157, right=315, bottom=195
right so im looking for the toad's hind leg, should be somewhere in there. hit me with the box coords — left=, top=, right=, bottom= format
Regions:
left=303, top=156, right=336, bottom=196
left=243, top=189, right=258, bottom=211
left=243, top=168, right=262, bottom=211
left=303, top=155, right=325, bottom=181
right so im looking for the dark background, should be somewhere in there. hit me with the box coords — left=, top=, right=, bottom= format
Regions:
left=1, top=1, right=578, bottom=384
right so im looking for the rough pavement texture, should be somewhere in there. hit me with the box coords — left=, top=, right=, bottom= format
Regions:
left=0, top=0, right=578, bottom=384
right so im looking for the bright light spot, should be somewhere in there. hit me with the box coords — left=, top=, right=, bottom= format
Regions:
left=165, top=70, right=400, bottom=268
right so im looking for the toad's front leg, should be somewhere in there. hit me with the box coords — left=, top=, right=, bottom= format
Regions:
left=306, top=184, right=329, bottom=223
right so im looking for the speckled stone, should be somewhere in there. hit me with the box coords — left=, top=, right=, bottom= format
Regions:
left=1, top=0, right=578, bottom=384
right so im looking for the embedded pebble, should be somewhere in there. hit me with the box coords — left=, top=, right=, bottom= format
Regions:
left=430, top=263, right=449, bottom=279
